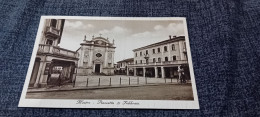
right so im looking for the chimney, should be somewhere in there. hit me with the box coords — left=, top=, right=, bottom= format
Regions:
left=169, top=35, right=171, bottom=39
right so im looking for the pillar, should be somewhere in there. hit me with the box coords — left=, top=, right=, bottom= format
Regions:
left=104, top=46, right=108, bottom=67
left=143, top=67, right=146, bottom=77
left=39, top=61, right=51, bottom=84
left=161, top=67, right=165, bottom=78
left=154, top=67, right=158, bottom=78
left=80, top=47, right=84, bottom=67
left=126, top=67, right=129, bottom=76
left=134, top=68, right=137, bottom=76
left=34, top=61, right=44, bottom=87
left=88, top=45, right=94, bottom=67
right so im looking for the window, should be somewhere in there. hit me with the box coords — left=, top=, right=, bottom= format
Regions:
left=146, top=50, right=148, bottom=54
left=172, top=44, right=175, bottom=50
left=140, top=60, right=142, bottom=64
left=158, top=48, right=161, bottom=53
left=146, top=59, right=148, bottom=63
left=135, top=52, right=137, bottom=57
left=158, top=58, right=161, bottom=62
left=173, top=56, right=177, bottom=60
left=96, top=53, right=102, bottom=58
left=164, top=46, right=168, bottom=52
left=153, top=49, right=155, bottom=54
left=165, top=57, right=168, bottom=61
left=153, top=58, right=156, bottom=63
left=50, top=19, right=57, bottom=28
left=140, top=52, right=142, bottom=56
left=135, top=60, right=137, bottom=64
left=46, top=39, right=53, bottom=45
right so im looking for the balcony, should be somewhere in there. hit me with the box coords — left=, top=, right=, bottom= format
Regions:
left=37, top=44, right=77, bottom=59
left=45, top=26, right=60, bottom=37
left=128, top=60, right=188, bottom=67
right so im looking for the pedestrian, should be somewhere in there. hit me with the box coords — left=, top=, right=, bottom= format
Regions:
left=58, top=71, right=62, bottom=87
left=180, top=73, right=186, bottom=84
left=177, top=66, right=184, bottom=83
left=47, top=72, right=51, bottom=84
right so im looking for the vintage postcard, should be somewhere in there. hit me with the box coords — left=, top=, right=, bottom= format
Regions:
left=19, top=16, right=199, bottom=109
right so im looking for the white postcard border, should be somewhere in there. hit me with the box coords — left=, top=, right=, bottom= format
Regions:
left=19, top=16, right=199, bottom=109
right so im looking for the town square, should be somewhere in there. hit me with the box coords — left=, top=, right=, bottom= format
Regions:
left=25, top=18, right=195, bottom=101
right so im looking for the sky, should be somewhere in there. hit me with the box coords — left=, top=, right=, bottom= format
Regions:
left=59, top=19, right=185, bottom=63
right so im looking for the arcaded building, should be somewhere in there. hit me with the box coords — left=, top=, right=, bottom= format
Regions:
left=29, top=19, right=78, bottom=87
left=128, top=36, right=189, bottom=78
left=76, top=35, right=116, bottom=76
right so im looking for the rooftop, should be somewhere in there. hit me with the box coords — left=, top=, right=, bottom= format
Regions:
left=133, top=36, right=185, bottom=52
left=117, top=58, right=134, bottom=63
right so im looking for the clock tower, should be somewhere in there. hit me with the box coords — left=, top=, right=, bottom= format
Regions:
left=76, top=35, right=116, bottom=76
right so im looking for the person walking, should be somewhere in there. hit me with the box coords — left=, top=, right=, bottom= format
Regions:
left=180, top=72, right=186, bottom=84
left=58, top=71, right=62, bottom=87
left=177, top=66, right=184, bottom=83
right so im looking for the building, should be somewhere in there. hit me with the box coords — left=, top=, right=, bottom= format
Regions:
left=29, top=19, right=78, bottom=87
left=116, top=58, right=134, bottom=75
left=76, top=35, right=116, bottom=76
left=128, top=35, right=189, bottom=78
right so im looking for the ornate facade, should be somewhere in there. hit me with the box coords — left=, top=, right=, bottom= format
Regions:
left=76, top=36, right=116, bottom=76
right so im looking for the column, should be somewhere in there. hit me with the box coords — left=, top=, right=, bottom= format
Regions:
left=143, top=67, right=146, bottom=77
left=134, top=68, right=137, bottom=76
left=111, top=52, right=114, bottom=67
left=126, top=67, right=129, bottom=76
left=104, top=46, right=108, bottom=67
left=88, top=46, right=93, bottom=67
left=161, top=67, right=165, bottom=78
left=39, top=61, right=51, bottom=84
left=154, top=67, right=158, bottom=78
left=80, top=47, right=84, bottom=67
left=34, top=61, right=44, bottom=87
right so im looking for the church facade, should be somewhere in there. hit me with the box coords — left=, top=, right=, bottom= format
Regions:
left=76, top=35, right=116, bottom=76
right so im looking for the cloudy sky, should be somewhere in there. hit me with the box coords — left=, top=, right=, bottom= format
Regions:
left=59, top=19, right=185, bottom=63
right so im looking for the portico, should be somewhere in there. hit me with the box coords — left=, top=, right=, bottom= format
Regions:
left=127, top=36, right=189, bottom=79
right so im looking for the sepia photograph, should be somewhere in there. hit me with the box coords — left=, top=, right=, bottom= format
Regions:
left=19, top=16, right=199, bottom=109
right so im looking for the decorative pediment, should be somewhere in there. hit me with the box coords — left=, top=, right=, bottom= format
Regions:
left=94, top=40, right=106, bottom=46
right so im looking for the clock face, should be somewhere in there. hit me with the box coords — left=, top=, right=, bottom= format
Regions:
left=96, top=53, right=102, bottom=58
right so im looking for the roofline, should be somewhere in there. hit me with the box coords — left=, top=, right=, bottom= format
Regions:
left=117, top=58, right=134, bottom=63
left=133, top=36, right=185, bottom=52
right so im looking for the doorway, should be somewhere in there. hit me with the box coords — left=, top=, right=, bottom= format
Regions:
left=95, top=64, right=101, bottom=73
